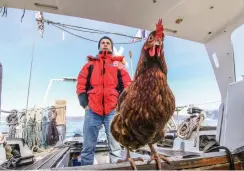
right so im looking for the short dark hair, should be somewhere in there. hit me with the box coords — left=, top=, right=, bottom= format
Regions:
left=98, top=36, right=113, bottom=52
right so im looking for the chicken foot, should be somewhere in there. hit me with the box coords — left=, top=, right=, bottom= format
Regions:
left=147, top=144, right=170, bottom=170
left=117, top=148, right=144, bottom=170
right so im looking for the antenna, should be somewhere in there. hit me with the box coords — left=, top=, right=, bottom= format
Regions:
left=129, top=51, right=134, bottom=79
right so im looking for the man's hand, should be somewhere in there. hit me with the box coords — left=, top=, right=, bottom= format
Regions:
left=85, top=106, right=89, bottom=110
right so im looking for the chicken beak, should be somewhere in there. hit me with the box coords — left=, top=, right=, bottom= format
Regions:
left=149, top=41, right=162, bottom=57
left=154, top=41, right=162, bottom=46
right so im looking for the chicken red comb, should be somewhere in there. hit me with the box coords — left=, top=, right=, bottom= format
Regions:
left=156, top=19, right=164, bottom=39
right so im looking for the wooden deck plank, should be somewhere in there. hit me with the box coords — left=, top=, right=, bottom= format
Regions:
left=53, top=151, right=244, bottom=170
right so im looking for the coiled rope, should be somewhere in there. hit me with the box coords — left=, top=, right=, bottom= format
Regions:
left=176, top=112, right=205, bottom=140
left=6, top=110, right=19, bottom=138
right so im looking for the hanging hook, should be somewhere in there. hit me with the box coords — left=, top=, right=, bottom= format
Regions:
left=21, top=9, right=25, bottom=23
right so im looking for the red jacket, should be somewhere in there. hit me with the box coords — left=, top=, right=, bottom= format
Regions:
left=76, top=51, right=131, bottom=115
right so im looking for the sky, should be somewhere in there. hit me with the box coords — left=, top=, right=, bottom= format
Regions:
left=0, top=8, right=244, bottom=116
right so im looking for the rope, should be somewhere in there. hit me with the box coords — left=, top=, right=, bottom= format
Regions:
left=44, top=20, right=143, bottom=44
left=2, top=7, right=7, bottom=17
left=6, top=110, right=19, bottom=138
left=21, top=9, right=25, bottom=23
left=2, top=106, right=65, bottom=151
left=176, top=112, right=205, bottom=140
left=25, top=36, right=36, bottom=114
left=24, top=116, right=41, bottom=150
left=46, top=107, right=59, bottom=146
left=45, top=19, right=141, bottom=39
left=19, top=111, right=27, bottom=139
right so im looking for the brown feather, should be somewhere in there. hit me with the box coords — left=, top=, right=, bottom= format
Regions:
left=111, top=30, right=175, bottom=151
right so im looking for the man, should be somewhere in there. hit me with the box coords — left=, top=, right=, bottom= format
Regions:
left=76, top=36, right=131, bottom=165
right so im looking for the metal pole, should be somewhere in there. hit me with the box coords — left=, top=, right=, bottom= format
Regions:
left=25, top=38, right=36, bottom=114
left=43, top=78, right=75, bottom=105
left=129, top=51, right=133, bottom=79
left=44, top=79, right=54, bottom=105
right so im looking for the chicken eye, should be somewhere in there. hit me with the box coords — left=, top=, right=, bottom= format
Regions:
left=148, top=35, right=153, bottom=41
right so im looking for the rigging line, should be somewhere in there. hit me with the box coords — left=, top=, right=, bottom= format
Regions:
left=25, top=39, right=35, bottom=114
left=53, top=23, right=108, bottom=34
left=55, top=23, right=121, bottom=35
left=176, top=101, right=221, bottom=110
left=45, top=19, right=141, bottom=39
left=49, top=23, right=142, bottom=45
left=2, top=7, right=7, bottom=17
left=25, top=30, right=36, bottom=114
left=193, top=101, right=221, bottom=106
left=50, top=23, right=98, bottom=42
left=57, top=23, right=140, bottom=39
left=21, top=9, right=25, bottom=23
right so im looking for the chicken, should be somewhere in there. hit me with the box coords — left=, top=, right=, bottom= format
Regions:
left=110, top=19, right=175, bottom=170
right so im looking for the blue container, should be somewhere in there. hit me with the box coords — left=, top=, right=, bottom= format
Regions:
left=72, top=159, right=81, bottom=166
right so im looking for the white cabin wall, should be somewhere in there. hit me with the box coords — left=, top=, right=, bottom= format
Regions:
left=231, top=24, right=244, bottom=81
left=204, top=10, right=244, bottom=103
left=205, top=10, right=244, bottom=148
left=204, top=31, right=235, bottom=103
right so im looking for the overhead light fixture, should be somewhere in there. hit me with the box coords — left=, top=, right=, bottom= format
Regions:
left=34, top=3, right=58, bottom=10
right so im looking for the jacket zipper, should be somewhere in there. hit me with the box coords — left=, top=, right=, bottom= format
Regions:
left=102, top=60, right=105, bottom=115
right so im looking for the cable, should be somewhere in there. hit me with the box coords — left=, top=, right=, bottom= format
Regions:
left=46, top=19, right=140, bottom=39
left=176, top=101, right=221, bottom=110
left=49, top=22, right=142, bottom=44
left=25, top=37, right=35, bottom=113
left=44, top=20, right=143, bottom=44
left=205, top=146, right=235, bottom=170
left=21, top=9, right=25, bottom=23
left=50, top=23, right=99, bottom=43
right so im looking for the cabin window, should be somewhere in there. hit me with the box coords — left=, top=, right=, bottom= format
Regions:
left=231, top=24, right=244, bottom=81
left=212, top=53, right=219, bottom=68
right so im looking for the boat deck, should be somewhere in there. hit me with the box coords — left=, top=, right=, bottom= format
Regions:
left=54, top=149, right=244, bottom=170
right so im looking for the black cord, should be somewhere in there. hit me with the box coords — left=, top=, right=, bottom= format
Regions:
left=55, top=23, right=119, bottom=35
left=2, top=7, right=7, bottom=17
left=48, top=22, right=142, bottom=45
left=205, top=146, right=235, bottom=170
left=21, top=9, right=25, bottom=23
left=50, top=23, right=99, bottom=43
left=46, top=19, right=140, bottom=39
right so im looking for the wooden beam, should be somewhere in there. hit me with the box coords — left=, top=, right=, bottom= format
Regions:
left=53, top=151, right=244, bottom=170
